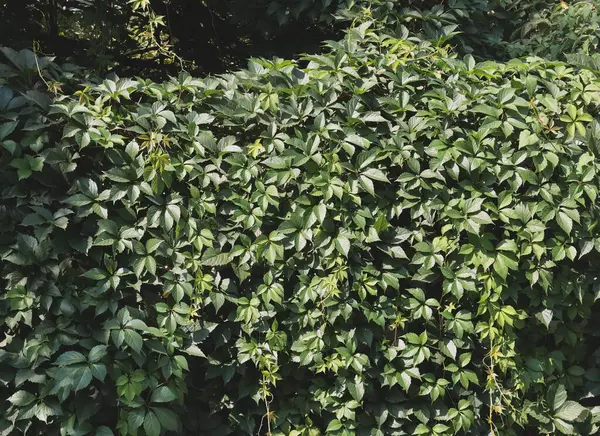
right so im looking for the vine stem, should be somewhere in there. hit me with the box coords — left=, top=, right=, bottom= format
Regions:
left=257, top=382, right=273, bottom=436
left=488, top=331, right=495, bottom=434
left=265, top=391, right=272, bottom=435
left=32, top=41, right=53, bottom=94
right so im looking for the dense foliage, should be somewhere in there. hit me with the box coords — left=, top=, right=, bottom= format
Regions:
left=6, top=0, right=600, bottom=78
left=4, top=1, right=600, bottom=436
left=3, top=11, right=600, bottom=435
left=502, top=1, right=600, bottom=59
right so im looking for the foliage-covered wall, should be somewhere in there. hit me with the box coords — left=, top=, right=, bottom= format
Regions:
left=3, top=1, right=600, bottom=436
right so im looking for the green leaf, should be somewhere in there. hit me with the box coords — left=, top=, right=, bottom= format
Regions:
left=398, top=372, right=411, bottom=392
left=28, top=156, right=44, bottom=172
left=73, top=366, right=93, bottom=391
left=164, top=204, right=181, bottom=231
left=88, top=345, right=108, bottom=363
left=413, top=424, right=430, bottom=435
left=128, top=319, right=148, bottom=330
left=150, top=386, right=178, bottom=403
left=314, top=203, right=327, bottom=223
left=201, top=248, right=231, bottom=266
left=358, top=174, right=375, bottom=196
left=144, top=411, right=161, bottom=436
left=83, top=268, right=108, bottom=280
left=91, top=363, right=107, bottom=381
left=96, top=427, right=114, bottom=436
left=2, top=139, right=17, bottom=154
left=348, top=377, right=365, bottom=401
left=151, top=407, right=179, bottom=431
left=124, top=329, right=143, bottom=353
left=146, top=238, right=163, bottom=253
left=526, top=358, right=544, bottom=373
left=0, top=121, right=17, bottom=140
left=128, top=409, right=145, bottom=430
left=64, top=194, right=93, bottom=207
left=549, top=383, right=568, bottom=412
left=471, top=104, right=501, bottom=118
left=553, top=418, right=575, bottom=434
left=441, top=339, right=457, bottom=360
left=8, top=390, right=36, bottom=406
left=361, top=168, right=389, bottom=182
left=335, top=235, right=351, bottom=257
left=493, top=252, right=518, bottom=279
left=54, top=351, right=87, bottom=366
left=556, top=211, right=573, bottom=235
left=184, top=344, right=206, bottom=357
left=133, top=256, right=147, bottom=277
left=10, top=158, right=31, bottom=180
left=326, top=419, right=343, bottom=432
left=34, top=402, right=60, bottom=423
left=555, top=401, right=586, bottom=421
left=525, top=75, right=538, bottom=96
left=536, top=309, right=553, bottom=329
left=362, top=111, right=386, bottom=123
left=262, top=156, right=291, bottom=169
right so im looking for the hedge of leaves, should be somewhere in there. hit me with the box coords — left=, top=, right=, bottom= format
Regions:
left=3, top=12, right=600, bottom=436
left=504, top=0, right=600, bottom=60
